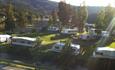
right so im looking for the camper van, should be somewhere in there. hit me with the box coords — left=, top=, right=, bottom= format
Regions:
left=51, top=42, right=80, bottom=55
left=93, top=47, right=115, bottom=59
left=11, top=37, right=37, bottom=47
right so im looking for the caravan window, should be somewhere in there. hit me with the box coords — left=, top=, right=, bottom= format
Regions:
left=55, top=46, right=60, bottom=49
left=27, top=41, right=33, bottom=44
left=21, top=41, right=25, bottom=43
left=95, top=51, right=103, bottom=55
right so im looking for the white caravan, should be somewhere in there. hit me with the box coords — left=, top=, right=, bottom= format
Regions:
left=11, top=37, right=37, bottom=47
left=61, top=28, right=78, bottom=35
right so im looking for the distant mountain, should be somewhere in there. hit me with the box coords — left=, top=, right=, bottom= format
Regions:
left=87, top=6, right=103, bottom=23
left=0, top=0, right=58, bottom=14
left=0, top=0, right=103, bottom=23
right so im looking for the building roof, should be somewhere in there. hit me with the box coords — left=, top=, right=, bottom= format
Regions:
left=97, top=47, right=115, bottom=51
left=12, top=37, right=36, bottom=41
left=71, top=43, right=80, bottom=49
left=0, top=34, right=11, bottom=38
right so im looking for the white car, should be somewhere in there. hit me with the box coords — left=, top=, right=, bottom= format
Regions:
left=93, top=47, right=115, bottom=59
left=51, top=42, right=80, bottom=55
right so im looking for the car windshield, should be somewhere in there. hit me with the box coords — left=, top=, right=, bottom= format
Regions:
left=0, top=0, right=115, bottom=70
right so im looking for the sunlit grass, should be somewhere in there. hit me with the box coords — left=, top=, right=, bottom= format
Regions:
left=40, top=34, right=67, bottom=45
left=40, top=34, right=56, bottom=41
left=41, top=38, right=68, bottom=45
left=107, top=42, right=115, bottom=48
left=77, top=31, right=88, bottom=35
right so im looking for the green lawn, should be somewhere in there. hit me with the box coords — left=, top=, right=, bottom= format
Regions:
left=107, top=42, right=115, bottom=48
left=40, top=34, right=68, bottom=45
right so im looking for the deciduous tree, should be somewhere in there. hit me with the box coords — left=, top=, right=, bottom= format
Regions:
left=5, top=0, right=15, bottom=33
left=58, top=1, right=72, bottom=27
left=77, top=2, right=88, bottom=32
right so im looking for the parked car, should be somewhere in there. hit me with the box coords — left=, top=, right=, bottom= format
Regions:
left=93, top=47, right=115, bottom=59
left=50, top=42, right=80, bottom=55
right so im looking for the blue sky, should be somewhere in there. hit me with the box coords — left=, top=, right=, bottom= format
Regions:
left=49, top=0, right=115, bottom=7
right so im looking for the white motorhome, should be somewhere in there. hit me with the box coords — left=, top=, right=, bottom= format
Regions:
left=79, top=28, right=100, bottom=40
left=93, top=47, right=115, bottom=59
left=48, top=26, right=59, bottom=32
left=11, top=37, right=37, bottom=47
left=51, top=42, right=80, bottom=55
left=79, top=34, right=90, bottom=40
left=61, top=28, right=78, bottom=35
left=0, top=34, right=11, bottom=43
left=101, top=31, right=109, bottom=37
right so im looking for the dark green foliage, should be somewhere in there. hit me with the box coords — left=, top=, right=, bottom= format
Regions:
left=71, top=2, right=88, bottom=32
left=56, top=38, right=78, bottom=69
left=95, top=5, right=115, bottom=30
left=77, top=2, right=88, bottom=32
left=4, top=0, right=15, bottom=33
left=51, top=10, right=58, bottom=24
left=0, top=0, right=40, bottom=32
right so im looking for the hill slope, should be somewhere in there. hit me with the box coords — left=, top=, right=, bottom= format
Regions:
left=0, top=0, right=103, bottom=23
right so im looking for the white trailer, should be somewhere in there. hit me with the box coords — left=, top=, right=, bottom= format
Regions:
left=11, top=37, right=37, bottom=47
left=61, top=28, right=78, bottom=35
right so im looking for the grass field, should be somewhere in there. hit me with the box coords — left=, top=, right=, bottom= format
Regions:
left=107, top=42, right=115, bottom=48
left=40, top=34, right=68, bottom=45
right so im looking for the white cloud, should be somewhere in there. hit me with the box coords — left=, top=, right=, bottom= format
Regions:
left=49, top=0, right=115, bottom=7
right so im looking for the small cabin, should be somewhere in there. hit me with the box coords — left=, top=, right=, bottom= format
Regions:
left=93, top=47, right=115, bottom=59
left=11, top=37, right=37, bottom=47
left=51, top=42, right=80, bottom=55
left=0, top=34, right=11, bottom=43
